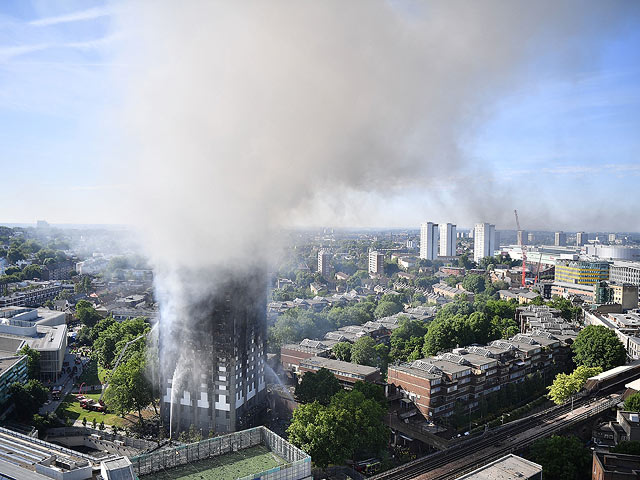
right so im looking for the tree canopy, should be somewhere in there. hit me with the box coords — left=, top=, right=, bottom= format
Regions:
left=19, top=345, right=41, bottom=380
left=104, top=349, right=154, bottom=422
left=75, top=300, right=102, bottom=328
left=624, top=392, right=640, bottom=412
left=287, top=389, right=389, bottom=468
left=547, top=365, right=602, bottom=405
left=611, top=441, right=640, bottom=455
left=528, top=435, right=592, bottom=480
left=295, top=367, right=341, bottom=405
left=332, top=342, right=352, bottom=362
left=9, top=380, right=49, bottom=419
left=571, top=325, right=626, bottom=370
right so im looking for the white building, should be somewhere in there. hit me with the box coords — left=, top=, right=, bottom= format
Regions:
left=420, top=222, right=439, bottom=260
left=317, top=250, right=331, bottom=277
left=473, top=223, right=495, bottom=263
left=368, top=251, right=384, bottom=275
left=439, top=223, right=457, bottom=257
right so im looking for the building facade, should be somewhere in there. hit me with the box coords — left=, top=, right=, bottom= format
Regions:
left=161, top=271, right=267, bottom=435
left=576, top=232, right=588, bottom=246
left=420, top=222, right=439, bottom=260
left=0, top=356, right=28, bottom=405
left=554, top=259, right=610, bottom=285
left=368, top=251, right=384, bottom=275
left=317, top=250, right=331, bottom=277
left=473, top=223, right=495, bottom=263
left=610, top=261, right=640, bottom=286
left=555, top=231, right=567, bottom=247
left=387, top=332, right=571, bottom=423
left=438, top=223, right=456, bottom=257
left=517, top=230, right=527, bottom=246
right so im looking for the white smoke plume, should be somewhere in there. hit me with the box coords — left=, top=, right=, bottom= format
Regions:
left=109, top=0, right=638, bottom=258
left=104, top=1, right=638, bottom=433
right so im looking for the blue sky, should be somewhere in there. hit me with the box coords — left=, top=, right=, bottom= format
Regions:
left=1, top=1, right=640, bottom=231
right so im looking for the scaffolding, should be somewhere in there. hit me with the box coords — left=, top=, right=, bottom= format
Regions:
left=130, top=426, right=311, bottom=480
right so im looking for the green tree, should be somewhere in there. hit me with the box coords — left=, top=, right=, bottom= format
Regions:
left=75, top=300, right=102, bottom=328
left=547, top=296, right=580, bottom=321
left=287, top=401, right=352, bottom=468
left=351, top=336, right=378, bottom=366
left=295, top=368, right=341, bottom=405
left=9, top=380, right=49, bottom=419
left=389, top=318, right=428, bottom=362
left=104, top=349, right=154, bottom=423
left=374, top=301, right=402, bottom=319
left=547, top=366, right=602, bottom=405
left=571, top=325, right=626, bottom=370
left=287, top=390, right=389, bottom=468
left=22, top=264, right=42, bottom=280
left=332, top=342, right=352, bottom=362
left=611, top=441, right=640, bottom=455
left=623, top=392, right=640, bottom=412
left=19, top=345, right=41, bottom=380
left=461, top=274, right=486, bottom=293
left=528, top=435, right=591, bottom=480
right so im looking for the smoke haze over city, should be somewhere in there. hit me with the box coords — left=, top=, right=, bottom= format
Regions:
left=2, top=0, right=640, bottom=237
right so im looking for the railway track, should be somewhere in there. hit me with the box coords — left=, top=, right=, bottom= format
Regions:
left=372, top=392, right=619, bottom=480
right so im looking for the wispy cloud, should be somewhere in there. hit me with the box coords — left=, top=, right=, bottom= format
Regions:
left=0, top=43, right=51, bottom=62
left=29, top=6, right=112, bottom=27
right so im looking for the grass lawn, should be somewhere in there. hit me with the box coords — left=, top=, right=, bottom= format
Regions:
left=142, top=445, right=286, bottom=480
left=57, top=394, right=127, bottom=427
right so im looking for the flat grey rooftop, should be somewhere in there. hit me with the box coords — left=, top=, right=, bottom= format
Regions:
left=455, top=454, right=542, bottom=479
left=300, top=356, right=379, bottom=376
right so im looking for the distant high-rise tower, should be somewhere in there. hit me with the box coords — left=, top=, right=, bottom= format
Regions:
left=368, top=251, right=384, bottom=274
left=161, top=270, right=267, bottom=436
left=494, top=231, right=501, bottom=250
left=420, top=222, right=439, bottom=260
left=439, top=223, right=457, bottom=257
left=576, top=232, right=588, bottom=246
left=317, top=250, right=331, bottom=277
left=474, top=223, right=495, bottom=263
left=528, top=232, right=535, bottom=244
left=555, top=231, right=566, bottom=246
left=517, top=230, right=527, bottom=246
left=608, top=233, right=617, bottom=243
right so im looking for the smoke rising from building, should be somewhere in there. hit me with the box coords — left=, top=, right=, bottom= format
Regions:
left=107, top=1, right=638, bottom=433
left=112, top=0, right=638, bottom=246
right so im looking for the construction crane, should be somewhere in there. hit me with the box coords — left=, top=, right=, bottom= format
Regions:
left=514, top=210, right=527, bottom=287
left=534, top=253, right=543, bottom=284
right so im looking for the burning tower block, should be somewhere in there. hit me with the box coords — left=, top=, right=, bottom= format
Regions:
left=160, top=270, right=267, bottom=435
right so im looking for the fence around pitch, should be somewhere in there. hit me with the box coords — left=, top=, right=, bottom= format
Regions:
left=130, top=426, right=311, bottom=480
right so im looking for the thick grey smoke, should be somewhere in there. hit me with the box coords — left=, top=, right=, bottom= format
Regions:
left=106, top=1, right=638, bottom=433
left=110, top=0, right=638, bottom=256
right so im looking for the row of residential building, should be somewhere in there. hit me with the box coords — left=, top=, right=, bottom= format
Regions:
left=0, top=281, right=68, bottom=308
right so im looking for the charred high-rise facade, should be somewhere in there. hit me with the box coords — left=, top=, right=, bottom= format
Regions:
left=159, top=269, right=267, bottom=435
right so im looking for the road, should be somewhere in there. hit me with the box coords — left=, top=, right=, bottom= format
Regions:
left=39, top=351, right=93, bottom=415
